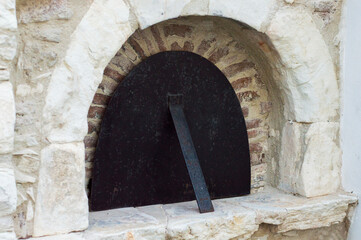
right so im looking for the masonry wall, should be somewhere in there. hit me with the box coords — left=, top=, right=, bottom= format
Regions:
left=12, top=1, right=93, bottom=238
left=0, top=0, right=350, bottom=239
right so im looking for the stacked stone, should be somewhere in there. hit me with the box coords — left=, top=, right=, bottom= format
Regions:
left=33, top=0, right=343, bottom=238
left=0, top=1, right=17, bottom=239
left=84, top=18, right=272, bottom=194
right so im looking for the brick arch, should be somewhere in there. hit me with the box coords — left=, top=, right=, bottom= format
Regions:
left=84, top=17, right=272, bottom=191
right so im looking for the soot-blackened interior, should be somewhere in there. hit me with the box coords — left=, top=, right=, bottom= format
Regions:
left=90, top=51, right=250, bottom=211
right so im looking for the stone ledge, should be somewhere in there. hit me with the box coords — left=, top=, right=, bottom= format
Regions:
left=28, top=188, right=357, bottom=240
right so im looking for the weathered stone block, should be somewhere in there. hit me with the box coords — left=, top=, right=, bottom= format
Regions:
left=17, top=0, right=73, bottom=24
left=267, top=7, right=339, bottom=122
left=0, top=160, right=17, bottom=217
left=0, top=232, right=16, bottom=240
left=209, top=0, right=278, bottom=31
left=43, top=0, right=132, bottom=143
left=0, top=82, right=15, bottom=154
left=0, top=0, right=17, bottom=31
left=0, top=215, right=13, bottom=233
left=278, top=122, right=341, bottom=197
left=0, top=70, right=10, bottom=81
left=33, top=142, right=88, bottom=237
left=129, top=0, right=192, bottom=29
left=0, top=33, right=17, bottom=61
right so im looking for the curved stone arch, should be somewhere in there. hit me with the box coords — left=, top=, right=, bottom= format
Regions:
left=36, top=0, right=340, bottom=237
left=42, top=0, right=339, bottom=143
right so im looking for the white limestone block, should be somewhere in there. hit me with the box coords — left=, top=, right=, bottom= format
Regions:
left=0, top=70, right=10, bottom=81
left=0, top=0, right=17, bottom=31
left=0, top=82, right=15, bottom=154
left=267, top=7, right=339, bottom=122
left=43, top=0, right=133, bottom=143
left=0, top=33, right=17, bottom=61
left=181, top=0, right=209, bottom=16
left=0, top=161, right=17, bottom=217
left=278, top=122, right=341, bottom=197
left=33, top=142, right=88, bottom=237
left=0, top=232, right=16, bottom=240
left=209, top=0, right=278, bottom=32
left=0, top=215, right=13, bottom=232
left=301, top=122, right=341, bottom=197
left=129, top=0, right=192, bottom=29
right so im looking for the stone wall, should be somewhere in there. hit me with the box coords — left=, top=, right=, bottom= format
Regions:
left=13, top=0, right=93, bottom=238
left=0, top=0, right=351, bottom=238
left=0, top=0, right=18, bottom=239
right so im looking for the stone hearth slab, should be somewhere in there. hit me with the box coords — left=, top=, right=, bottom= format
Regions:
left=28, top=188, right=357, bottom=240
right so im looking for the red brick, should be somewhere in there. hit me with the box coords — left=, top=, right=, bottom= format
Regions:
left=237, top=91, right=260, bottom=102
left=163, top=24, right=193, bottom=38
left=84, top=134, right=98, bottom=149
left=242, top=107, right=249, bottom=117
left=196, top=38, right=216, bottom=56
left=93, top=93, right=111, bottom=106
left=246, top=119, right=262, bottom=129
left=98, top=78, right=119, bottom=95
left=111, top=54, right=135, bottom=73
left=88, top=106, right=106, bottom=119
left=247, top=129, right=259, bottom=138
left=223, top=60, right=255, bottom=78
left=150, top=25, right=166, bottom=51
left=208, top=47, right=229, bottom=64
left=250, top=152, right=265, bottom=165
left=128, top=36, right=147, bottom=60
left=231, top=77, right=252, bottom=90
left=183, top=41, right=194, bottom=52
left=260, top=101, right=272, bottom=114
left=88, top=120, right=101, bottom=134
left=254, top=73, right=265, bottom=86
left=249, top=142, right=263, bottom=153
left=171, top=42, right=182, bottom=51
left=85, top=148, right=96, bottom=163
left=103, top=67, right=125, bottom=82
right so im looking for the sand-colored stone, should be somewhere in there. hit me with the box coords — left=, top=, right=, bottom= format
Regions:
left=33, top=142, right=88, bottom=237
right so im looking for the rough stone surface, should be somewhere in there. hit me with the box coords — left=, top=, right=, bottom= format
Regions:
left=33, top=142, right=88, bottom=237
left=0, top=82, right=15, bottom=154
left=267, top=6, right=339, bottom=122
left=17, top=0, right=73, bottom=24
left=28, top=188, right=358, bottom=240
left=0, top=33, right=17, bottom=61
left=0, top=70, right=10, bottom=81
left=278, top=122, right=341, bottom=197
left=7, top=0, right=348, bottom=238
left=0, top=0, right=17, bottom=31
left=0, top=215, right=13, bottom=233
left=129, top=0, right=192, bottom=29
left=209, top=0, right=278, bottom=32
left=0, top=0, right=17, bottom=237
left=0, top=232, right=16, bottom=240
left=43, top=0, right=133, bottom=143
left=0, top=160, right=17, bottom=217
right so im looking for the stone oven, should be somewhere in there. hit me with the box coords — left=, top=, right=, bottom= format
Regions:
left=0, top=0, right=358, bottom=239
